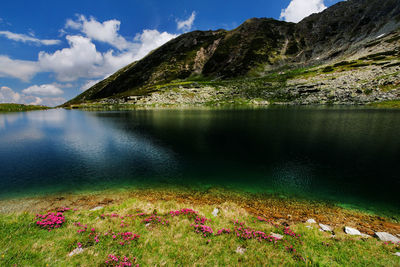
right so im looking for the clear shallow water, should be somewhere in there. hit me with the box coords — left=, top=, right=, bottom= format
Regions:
left=0, top=107, right=399, bottom=215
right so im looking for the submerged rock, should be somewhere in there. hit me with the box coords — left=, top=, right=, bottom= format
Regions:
left=319, top=223, right=332, bottom=232
left=68, top=248, right=84, bottom=257
left=344, top=227, right=370, bottom=237
left=212, top=208, right=219, bottom=217
left=306, top=219, right=317, bottom=224
left=270, top=233, right=284, bottom=240
left=375, top=232, right=400, bottom=243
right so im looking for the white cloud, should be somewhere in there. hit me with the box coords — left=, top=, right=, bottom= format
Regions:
left=0, top=16, right=178, bottom=84
left=22, top=84, right=64, bottom=96
left=0, top=86, right=21, bottom=103
left=38, top=35, right=103, bottom=82
left=0, top=86, right=65, bottom=106
left=280, top=0, right=327, bottom=23
left=65, top=15, right=131, bottom=50
left=176, top=11, right=196, bottom=32
left=0, top=31, right=60, bottom=45
left=0, top=55, right=39, bottom=81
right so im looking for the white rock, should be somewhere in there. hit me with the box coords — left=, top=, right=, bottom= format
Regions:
left=306, top=225, right=313, bottom=229
left=68, top=248, right=84, bottom=257
left=270, top=232, right=284, bottom=240
left=212, top=208, right=219, bottom=217
left=344, top=227, right=363, bottom=236
left=306, top=219, right=316, bottom=224
left=319, top=223, right=332, bottom=232
left=394, top=252, right=400, bottom=257
left=375, top=232, right=400, bottom=243
left=236, top=246, right=246, bottom=254
left=90, top=206, right=103, bottom=211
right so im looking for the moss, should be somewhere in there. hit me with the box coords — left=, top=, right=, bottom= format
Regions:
left=369, top=100, right=400, bottom=108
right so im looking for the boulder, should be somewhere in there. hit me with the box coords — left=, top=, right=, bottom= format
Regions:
left=90, top=206, right=103, bottom=211
left=375, top=232, right=400, bottom=243
left=394, top=252, right=400, bottom=257
left=306, top=219, right=317, bottom=224
left=319, top=223, right=332, bottom=232
left=344, top=227, right=370, bottom=238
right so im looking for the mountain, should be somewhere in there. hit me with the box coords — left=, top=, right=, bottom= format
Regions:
left=64, top=0, right=400, bottom=107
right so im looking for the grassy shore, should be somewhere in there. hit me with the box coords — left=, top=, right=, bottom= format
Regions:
left=0, top=188, right=399, bottom=266
left=0, top=103, right=49, bottom=112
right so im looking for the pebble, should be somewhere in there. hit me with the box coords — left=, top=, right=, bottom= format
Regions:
left=212, top=208, right=219, bottom=217
left=306, top=219, right=316, bottom=224
left=90, top=206, right=104, bottom=211
left=319, top=223, right=332, bottom=232
left=68, top=248, right=84, bottom=257
left=375, top=232, right=400, bottom=243
left=270, top=232, right=284, bottom=240
left=236, top=246, right=246, bottom=254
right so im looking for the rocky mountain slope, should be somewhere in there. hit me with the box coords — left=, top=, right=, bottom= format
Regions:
left=64, top=0, right=400, bottom=107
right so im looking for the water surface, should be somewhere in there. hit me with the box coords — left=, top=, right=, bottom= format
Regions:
left=0, top=107, right=399, bottom=215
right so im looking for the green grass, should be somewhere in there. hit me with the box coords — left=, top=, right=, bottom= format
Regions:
left=0, top=104, right=49, bottom=112
left=0, top=197, right=399, bottom=266
left=369, top=100, right=400, bottom=108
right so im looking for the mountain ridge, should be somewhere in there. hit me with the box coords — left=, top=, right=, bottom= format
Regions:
left=64, top=0, right=400, bottom=107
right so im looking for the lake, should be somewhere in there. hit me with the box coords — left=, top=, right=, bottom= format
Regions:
left=0, top=107, right=399, bottom=215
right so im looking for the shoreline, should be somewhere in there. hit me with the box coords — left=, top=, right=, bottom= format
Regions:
left=1, top=187, right=399, bottom=236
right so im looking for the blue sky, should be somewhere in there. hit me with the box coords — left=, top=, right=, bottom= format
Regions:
left=0, top=0, right=341, bottom=106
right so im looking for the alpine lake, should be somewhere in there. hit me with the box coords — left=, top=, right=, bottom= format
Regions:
left=0, top=106, right=399, bottom=218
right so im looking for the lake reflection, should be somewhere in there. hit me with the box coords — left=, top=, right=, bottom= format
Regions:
left=0, top=107, right=399, bottom=214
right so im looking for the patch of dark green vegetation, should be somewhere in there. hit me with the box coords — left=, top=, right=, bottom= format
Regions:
left=369, top=100, right=400, bottom=108
left=0, top=104, right=49, bottom=112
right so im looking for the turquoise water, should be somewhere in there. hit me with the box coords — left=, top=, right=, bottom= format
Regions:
left=0, top=107, right=399, bottom=215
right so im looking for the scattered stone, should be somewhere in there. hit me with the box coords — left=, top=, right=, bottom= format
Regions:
left=394, top=252, right=400, bottom=257
left=236, top=246, right=246, bottom=254
left=375, top=232, right=400, bottom=243
left=68, top=248, right=84, bottom=257
left=145, top=223, right=151, bottom=227
left=306, top=225, right=313, bottom=229
left=306, top=219, right=317, bottom=224
left=319, top=223, right=332, bottom=232
left=90, top=206, right=103, bottom=211
left=212, top=208, right=219, bottom=217
left=270, top=233, right=284, bottom=240
left=344, top=227, right=371, bottom=238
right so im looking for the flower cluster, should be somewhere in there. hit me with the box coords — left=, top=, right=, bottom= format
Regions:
left=216, top=228, right=231, bottom=235
left=105, top=254, right=138, bottom=267
left=169, top=208, right=198, bottom=217
left=192, top=224, right=214, bottom=237
left=283, top=227, right=301, bottom=238
left=142, top=215, right=169, bottom=225
left=35, top=212, right=65, bottom=231
left=74, top=222, right=88, bottom=233
left=194, top=216, right=211, bottom=225
left=234, top=226, right=280, bottom=243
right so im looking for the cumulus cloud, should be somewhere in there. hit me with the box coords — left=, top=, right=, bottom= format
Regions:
left=0, top=86, right=65, bottom=106
left=0, top=31, right=60, bottom=45
left=38, top=35, right=103, bottom=81
left=65, top=15, right=131, bottom=50
left=0, top=55, right=40, bottom=81
left=176, top=11, right=196, bottom=32
left=280, top=0, right=327, bottom=23
left=0, top=86, right=21, bottom=103
left=0, top=16, right=178, bottom=86
left=22, top=84, right=64, bottom=96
